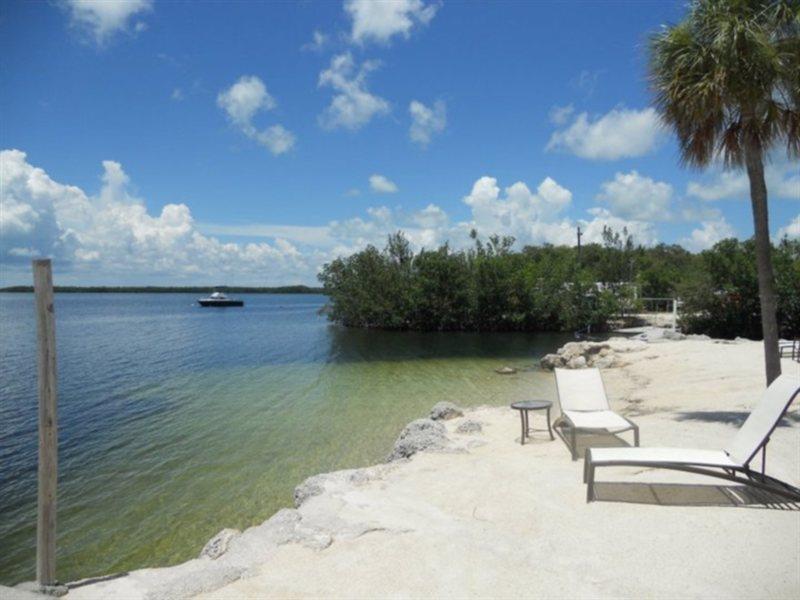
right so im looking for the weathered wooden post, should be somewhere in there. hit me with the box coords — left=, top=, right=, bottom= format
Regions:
left=33, top=259, right=60, bottom=592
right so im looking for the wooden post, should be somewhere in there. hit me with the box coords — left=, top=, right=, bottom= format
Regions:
left=33, top=259, right=58, bottom=588
left=672, top=298, right=678, bottom=332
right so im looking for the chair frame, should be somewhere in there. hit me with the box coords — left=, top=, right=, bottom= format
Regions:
left=584, top=385, right=800, bottom=503
left=554, top=413, right=639, bottom=461
left=553, top=368, right=640, bottom=461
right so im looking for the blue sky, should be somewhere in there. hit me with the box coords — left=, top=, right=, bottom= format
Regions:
left=1, top=0, right=798, bottom=286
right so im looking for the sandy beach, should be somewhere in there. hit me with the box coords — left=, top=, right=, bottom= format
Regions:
left=9, top=335, right=800, bottom=600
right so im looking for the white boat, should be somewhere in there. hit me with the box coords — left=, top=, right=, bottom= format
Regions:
left=198, top=291, right=244, bottom=307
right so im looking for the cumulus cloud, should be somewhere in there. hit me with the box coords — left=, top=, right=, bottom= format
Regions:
left=322, top=175, right=656, bottom=252
left=217, top=76, right=295, bottom=155
left=409, top=100, right=446, bottom=146
left=369, top=174, right=398, bottom=194
left=679, top=218, right=736, bottom=252
left=318, top=53, right=390, bottom=130
left=547, top=107, right=662, bottom=160
left=218, top=76, right=275, bottom=126
left=0, top=150, right=312, bottom=283
left=63, top=0, right=152, bottom=45
left=777, top=215, right=800, bottom=240
left=597, top=171, right=673, bottom=221
left=687, top=160, right=800, bottom=201
left=345, top=0, right=438, bottom=45
left=1, top=151, right=671, bottom=285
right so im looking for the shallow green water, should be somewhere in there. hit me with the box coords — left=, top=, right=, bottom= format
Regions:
left=0, top=293, right=568, bottom=584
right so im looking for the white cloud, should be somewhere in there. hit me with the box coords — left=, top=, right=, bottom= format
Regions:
left=217, top=76, right=295, bottom=155
left=171, top=88, right=184, bottom=102
left=463, top=175, right=573, bottom=227
left=0, top=150, right=312, bottom=283
left=302, top=29, right=328, bottom=52
left=597, top=171, right=673, bottom=221
left=679, top=218, right=736, bottom=252
left=254, top=125, right=296, bottom=156
left=580, top=208, right=658, bottom=247
left=777, top=215, right=800, bottom=239
left=217, top=76, right=276, bottom=127
left=63, top=0, right=152, bottom=45
left=409, top=100, right=446, bottom=146
left=0, top=152, right=670, bottom=285
left=369, top=174, right=398, bottom=194
left=687, top=160, right=800, bottom=201
left=548, top=104, right=574, bottom=125
left=459, top=177, right=656, bottom=247
left=345, top=0, right=438, bottom=45
left=547, top=107, right=662, bottom=160
left=318, top=53, right=390, bottom=130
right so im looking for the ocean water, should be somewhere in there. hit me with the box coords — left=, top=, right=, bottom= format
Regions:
left=0, top=293, right=569, bottom=585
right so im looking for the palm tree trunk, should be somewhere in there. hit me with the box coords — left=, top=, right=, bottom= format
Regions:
left=744, top=144, right=782, bottom=385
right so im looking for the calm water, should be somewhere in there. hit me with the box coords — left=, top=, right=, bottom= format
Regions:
left=0, top=293, right=568, bottom=585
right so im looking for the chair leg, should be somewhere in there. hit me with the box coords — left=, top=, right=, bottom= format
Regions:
left=571, top=424, right=577, bottom=461
left=585, top=451, right=595, bottom=502
left=633, top=425, right=640, bottom=447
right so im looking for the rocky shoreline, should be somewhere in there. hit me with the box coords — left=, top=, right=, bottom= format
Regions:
left=52, top=401, right=488, bottom=600
left=6, top=329, right=797, bottom=600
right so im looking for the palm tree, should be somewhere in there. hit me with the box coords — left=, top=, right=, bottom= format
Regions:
left=649, top=0, right=799, bottom=384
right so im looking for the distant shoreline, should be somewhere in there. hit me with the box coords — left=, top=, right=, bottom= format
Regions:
left=0, top=285, right=325, bottom=294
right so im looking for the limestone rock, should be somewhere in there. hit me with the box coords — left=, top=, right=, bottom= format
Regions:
left=429, top=401, right=464, bottom=421
left=539, top=353, right=564, bottom=370
left=201, top=528, right=241, bottom=560
left=455, top=419, right=483, bottom=434
left=540, top=336, right=648, bottom=372
left=560, top=342, right=585, bottom=361
left=293, top=475, right=326, bottom=507
left=495, top=366, right=517, bottom=375
left=590, top=354, right=615, bottom=369
left=291, top=526, right=333, bottom=550
left=566, top=355, right=587, bottom=369
left=388, top=418, right=447, bottom=462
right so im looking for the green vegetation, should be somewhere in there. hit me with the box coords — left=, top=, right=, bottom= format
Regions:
left=648, top=0, right=800, bottom=382
left=0, top=285, right=324, bottom=294
left=679, top=238, right=800, bottom=340
left=319, top=230, right=800, bottom=339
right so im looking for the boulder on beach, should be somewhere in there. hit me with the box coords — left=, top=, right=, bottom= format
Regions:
left=429, top=401, right=464, bottom=421
left=200, top=528, right=241, bottom=560
left=456, top=419, right=483, bottom=434
left=388, top=418, right=447, bottom=461
left=539, top=337, right=646, bottom=371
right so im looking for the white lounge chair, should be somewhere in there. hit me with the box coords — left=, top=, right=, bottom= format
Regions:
left=553, top=368, right=639, bottom=460
left=584, top=374, right=800, bottom=503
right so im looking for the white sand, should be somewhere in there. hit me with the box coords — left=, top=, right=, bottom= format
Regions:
left=63, top=338, right=800, bottom=600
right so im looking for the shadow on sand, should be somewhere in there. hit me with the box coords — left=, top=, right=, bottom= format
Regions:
left=555, top=429, right=799, bottom=510
left=674, top=411, right=799, bottom=427
left=591, top=481, right=800, bottom=510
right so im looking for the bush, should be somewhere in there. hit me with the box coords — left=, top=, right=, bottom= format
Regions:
left=319, top=231, right=800, bottom=338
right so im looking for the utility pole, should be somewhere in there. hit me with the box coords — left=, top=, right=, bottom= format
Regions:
left=576, top=226, right=583, bottom=262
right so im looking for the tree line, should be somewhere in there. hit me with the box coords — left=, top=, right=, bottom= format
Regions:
left=318, top=229, right=800, bottom=339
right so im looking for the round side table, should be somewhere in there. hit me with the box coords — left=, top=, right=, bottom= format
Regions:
left=510, top=400, right=554, bottom=445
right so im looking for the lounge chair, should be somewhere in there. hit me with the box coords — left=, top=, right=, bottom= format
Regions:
left=584, top=374, right=800, bottom=503
left=553, top=368, right=639, bottom=460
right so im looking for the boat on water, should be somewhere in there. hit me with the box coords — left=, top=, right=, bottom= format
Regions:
left=198, top=291, right=244, bottom=307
